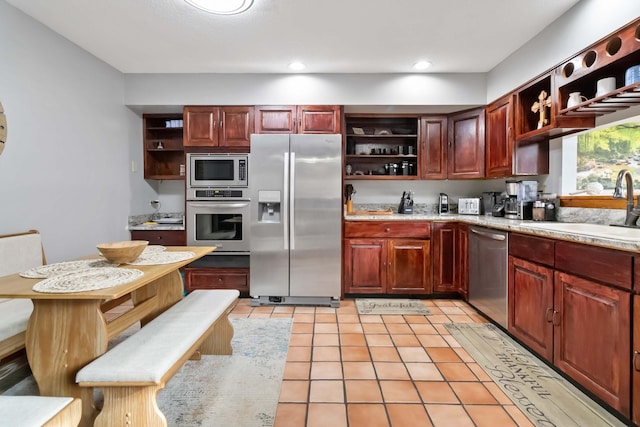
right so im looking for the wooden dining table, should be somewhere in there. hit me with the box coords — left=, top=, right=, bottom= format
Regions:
left=0, top=245, right=215, bottom=425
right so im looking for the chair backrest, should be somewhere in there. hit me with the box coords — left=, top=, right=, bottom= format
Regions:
left=0, top=230, right=46, bottom=277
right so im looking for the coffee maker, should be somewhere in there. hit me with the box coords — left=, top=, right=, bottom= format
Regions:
left=504, top=180, right=519, bottom=219
left=504, top=180, right=538, bottom=219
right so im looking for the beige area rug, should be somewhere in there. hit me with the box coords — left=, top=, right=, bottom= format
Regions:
left=445, top=323, right=625, bottom=427
left=3, top=318, right=292, bottom=427
left=355, top=298, right=431, bottom=315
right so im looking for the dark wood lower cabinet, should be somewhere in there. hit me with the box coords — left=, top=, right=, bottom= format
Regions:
left=432, top=222, right=467, bottom=298
left=130, top=230, right=186, bottom=246
left=343, top=239, right=386, bottom=294
left=633, top=295, right=640, bottom=426
left=456, top=224, right=468, bottom=299
left=508, top=256, right=554, bottom=362
left=554, top=271, right=631, bottom=417
left=184, top=267, right=249, bottom=295
left=387, top=239, right=431, bottom=294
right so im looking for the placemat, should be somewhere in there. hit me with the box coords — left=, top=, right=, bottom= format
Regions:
left=32, top=267, right=144, bottom=293
left=20, top=260, right=115, bottom=279
left=127, top=251, right=195, bottom=266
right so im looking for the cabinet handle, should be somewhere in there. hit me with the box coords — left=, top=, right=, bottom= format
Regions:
left=385, top=228, right=391, bottom=232
left=218, top=277, right=223, bottom=282
left=551, top=310, right=560, bottom=326
left=545, top=308, right=553, bottom=323
left=634, top=351, right=640, bottom=372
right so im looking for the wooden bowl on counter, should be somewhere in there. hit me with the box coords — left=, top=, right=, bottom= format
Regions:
left=97, top=240, right=148, bottom=264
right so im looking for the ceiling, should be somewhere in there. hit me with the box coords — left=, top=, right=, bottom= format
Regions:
left=6, top=0, right=581, bottom=74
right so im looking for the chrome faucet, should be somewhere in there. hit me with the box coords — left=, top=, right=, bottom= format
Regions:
left=613, top=169, right=640, bottom=227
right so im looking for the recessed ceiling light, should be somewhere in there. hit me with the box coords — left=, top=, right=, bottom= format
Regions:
left=184, top=0, right=254, bottom=15
left=288, top=61, right=306, bottom=71
left=413, top=60, right=432, bottom=71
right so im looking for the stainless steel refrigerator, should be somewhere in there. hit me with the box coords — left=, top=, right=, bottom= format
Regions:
left=249, top=134, right=342, bottom=307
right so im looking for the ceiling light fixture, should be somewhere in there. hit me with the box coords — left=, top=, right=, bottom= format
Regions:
left=184, top=0, right=254, bottom=15
left=413, top=60, right=432, bottom=71
left=288, top=61, right=306, bottom=71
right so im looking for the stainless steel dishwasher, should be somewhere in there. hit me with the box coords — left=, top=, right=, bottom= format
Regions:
left=468, top=226, right=509, bottom=328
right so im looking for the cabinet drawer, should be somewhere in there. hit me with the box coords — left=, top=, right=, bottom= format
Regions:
left=509, top=233, right=555, bottom=267
left=344, top=221, right=430, bottom=238
left=130, top=230, right=186, bottom=246
left=184, top=268, right=249, bottom=293
left=555, top=241, right=633, bottom=290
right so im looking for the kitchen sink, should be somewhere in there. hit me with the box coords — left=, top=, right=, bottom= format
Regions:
left=525, top=222, right=640, bottom=242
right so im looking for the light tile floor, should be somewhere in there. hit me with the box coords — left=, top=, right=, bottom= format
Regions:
left=228, top=298, right=537, bottom=427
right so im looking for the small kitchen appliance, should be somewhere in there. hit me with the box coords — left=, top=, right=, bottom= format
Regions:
left=504, top=180, right=519, bottom=219
left=438, top=193, right=449, bottom=215
left=458, top=198, right=482, bottom=215
left=482, top=192, right=501, bottom=216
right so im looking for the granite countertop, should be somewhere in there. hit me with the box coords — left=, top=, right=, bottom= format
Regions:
left=128, top=212, right=185, bottom=231
left=345, top=212, right=640, bottom=253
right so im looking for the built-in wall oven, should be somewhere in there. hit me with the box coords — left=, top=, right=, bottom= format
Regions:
left=186, top=153, right=250, bottom=254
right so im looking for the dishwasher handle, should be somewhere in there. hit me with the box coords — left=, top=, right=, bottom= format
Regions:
left=470, top=228, right=507, bottom=241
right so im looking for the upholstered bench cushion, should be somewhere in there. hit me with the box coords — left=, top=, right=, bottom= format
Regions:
left=0, top=299, right=33, bottom=341
left=0, top=396, right=75, bottom=427
left=76, top=289, right=239, bottom=385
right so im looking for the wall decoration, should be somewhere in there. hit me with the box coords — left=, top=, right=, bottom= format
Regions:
left=531, top=90, right=552, bottom=129
left=0, top=102, right=5, bottom=156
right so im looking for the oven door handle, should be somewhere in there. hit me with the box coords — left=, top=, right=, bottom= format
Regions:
left=187, top=203, right=250, bottom=209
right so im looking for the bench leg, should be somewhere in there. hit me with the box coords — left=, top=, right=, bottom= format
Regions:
left=94, top=386, right=166, bottom=427
left=199, top=315, right=234, bottom=355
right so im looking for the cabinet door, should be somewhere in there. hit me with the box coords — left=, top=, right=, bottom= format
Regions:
left=343, top=239, right=386, bottom=294
left=633, top=295, right=640, bottom=426
left=184, top=106, right=219, bottom=147
left=220, top=106, right=254, bottom=147
left=456, top=224, right=469, bottom=300
left=432, top=223, right=457, bottom=293
left=553, top=271, right=631, bottom=416
left=447, top=108, right=485, bottom=179
left=420, top=115, right=448, bottom=179
left=387, top=239, right=431, bottom=294
left=485, top=94, right=514, bottom=178
left=508, top=256, right=554, bottom=362
left=255, top=106, right=297, bottom=133
left=297, top=105, right=341, bottom=134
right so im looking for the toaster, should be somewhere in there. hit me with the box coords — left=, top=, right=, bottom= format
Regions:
left=458, top=198, right=483, bottom=215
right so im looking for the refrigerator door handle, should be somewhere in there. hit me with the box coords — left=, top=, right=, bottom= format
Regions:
left=290, top=152, right=296, bottom=250
left=283, top=152, right=289, bottom=250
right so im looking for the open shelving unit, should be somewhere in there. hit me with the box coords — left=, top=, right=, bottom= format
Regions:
left=143, top=113, right=185, bottom=180
left=344, top=115, right=419, bottom=179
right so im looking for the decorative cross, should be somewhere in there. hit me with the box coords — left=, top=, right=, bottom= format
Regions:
left=531, top=90, right=552, bottom=129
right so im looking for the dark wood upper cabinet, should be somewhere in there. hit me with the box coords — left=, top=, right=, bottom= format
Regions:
left=447, top=107, right=485, bottom=179
left=254, top=106, right=297, bottom=134
left=184, top=106, right=253, bottom=149
left=485, top=94, right=514, bottom=178
left=297, top=105, right=341, bottom=134
left=420, top=115, right=448, bottom=179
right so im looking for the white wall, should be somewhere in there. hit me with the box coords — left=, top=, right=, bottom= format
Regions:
left=0, top=1, right=146, bottom=262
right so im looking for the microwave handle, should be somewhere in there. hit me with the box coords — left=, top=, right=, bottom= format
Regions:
left=283, top=152, right=289, bottom=250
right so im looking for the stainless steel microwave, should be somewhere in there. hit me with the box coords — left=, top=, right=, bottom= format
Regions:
left=187, top=153, right=248, bottom=188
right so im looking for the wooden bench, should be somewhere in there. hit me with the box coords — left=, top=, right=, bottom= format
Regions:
left=76, top=289, right=239, bottom=427
left=0, top=230, right=46, bottom=361
left=0, top=396, right=81, bottom=427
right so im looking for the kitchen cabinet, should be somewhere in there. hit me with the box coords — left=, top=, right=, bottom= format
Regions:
left=344, top=114, right=419, bottom=180
left=456, top=223, right=468, bottom=300
left=633, top=295, right=640, bottom=426
left=183, top=106, right=254, bottom=149
left=432, top=222, right=457, bottom=293
left=419, top=115, right=448, bottom=179
left=130, top=229, right=186, bottom=246
left=554, top=17, right=640, bottom=120
left=508, top=233, right=632, bottom=417
left=184, top=267, right=249, bottom=295
left=254, top=105, right=341, bottom=134
left=143, top=113, right=185, bottom=180
left=485, top=94, right=514, bottom=178
left=343, top=221, right=431, bottom=295
left=447, top=107, right=485, bottom=179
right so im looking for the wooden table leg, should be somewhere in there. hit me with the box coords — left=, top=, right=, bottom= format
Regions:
left=132, top=269, right=184, bottom=325
left=26, top=299, right=107, bottom=427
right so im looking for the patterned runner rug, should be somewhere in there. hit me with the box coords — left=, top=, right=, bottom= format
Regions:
left=3, top=317, right=292, bottom=427
left=356, top=298, right=431, bottom=315
left=445, top=323, right=625, bottom=427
